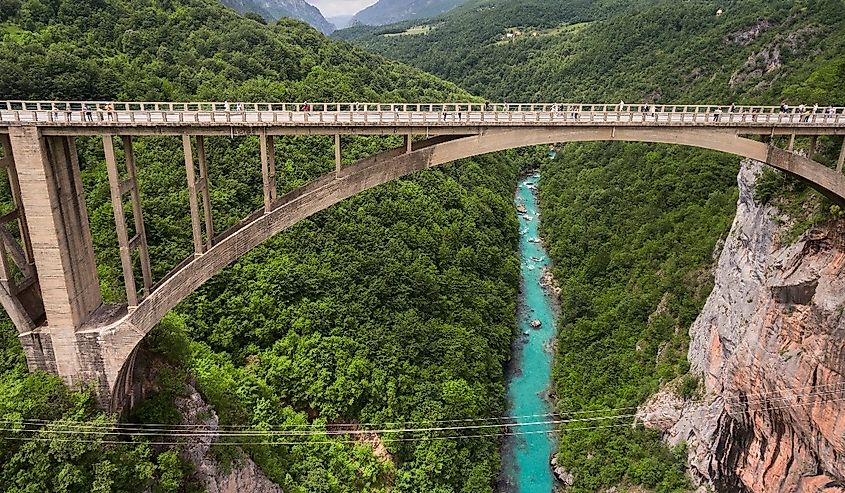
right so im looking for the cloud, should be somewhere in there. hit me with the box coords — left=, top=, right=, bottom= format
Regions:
left=309, top=0, right=379, bottom=17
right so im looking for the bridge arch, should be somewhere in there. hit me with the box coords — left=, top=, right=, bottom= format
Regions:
left=98, top=126, right=845, bottom=409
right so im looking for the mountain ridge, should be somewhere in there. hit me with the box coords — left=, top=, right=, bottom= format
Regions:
left=220, top=0, right=335, bottom=33
left=349, top=0, right=466, bottom=27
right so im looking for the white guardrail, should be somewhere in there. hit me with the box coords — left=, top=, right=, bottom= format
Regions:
left=0, top=101, right=843, bottom=125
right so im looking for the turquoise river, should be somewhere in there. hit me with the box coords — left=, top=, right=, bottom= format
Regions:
left=501, top=173, right=558, bottom=492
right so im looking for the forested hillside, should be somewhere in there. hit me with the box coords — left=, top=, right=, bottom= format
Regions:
left=349, top=0, right=466, bottom=27
left=337, top=0, right=845, bottom=103
left=0, top=0, right=524, bottom=491
left=342, top=0, right=845, bottom=490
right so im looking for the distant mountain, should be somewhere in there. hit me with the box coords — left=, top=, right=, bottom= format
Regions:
left=327, top=14, right=354, bottom=29
left=220, top=0, right=335, bottom=33
left=350, top=0, right=466, bottom=26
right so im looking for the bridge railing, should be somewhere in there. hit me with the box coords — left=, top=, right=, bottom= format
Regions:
left=1, top=101, right=843, bottom=125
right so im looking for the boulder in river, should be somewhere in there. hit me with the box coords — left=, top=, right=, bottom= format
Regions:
left=530, top=320, right=542, bottom=329
left=517, top=205, right=528, bottom=214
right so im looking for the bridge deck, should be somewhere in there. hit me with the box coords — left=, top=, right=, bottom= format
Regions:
left=1, top=102, right=844, bottom=136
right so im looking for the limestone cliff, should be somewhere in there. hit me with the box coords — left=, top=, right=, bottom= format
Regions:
left=175, top=385, right=284, bottom=493
left=638, top=161, right=845, bottom=492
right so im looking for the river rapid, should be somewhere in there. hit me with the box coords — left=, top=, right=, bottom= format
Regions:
left=500, top=173, right=558, bottom=492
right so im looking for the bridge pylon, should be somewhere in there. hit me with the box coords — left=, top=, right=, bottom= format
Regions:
left=4, top=127, right=116, bottom=394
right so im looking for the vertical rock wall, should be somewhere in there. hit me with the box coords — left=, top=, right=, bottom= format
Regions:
left=640, top=161, right=845, bottom=492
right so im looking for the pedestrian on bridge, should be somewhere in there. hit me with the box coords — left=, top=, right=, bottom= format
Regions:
left=713, top=107, right=723, bottom=122
left=106, top=102, right=115, bottom=121
left=84, top=104, right=94, bottom=122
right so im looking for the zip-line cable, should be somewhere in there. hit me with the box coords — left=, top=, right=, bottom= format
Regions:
left=2, top=388, right=842, bottom=447
left=0, top=422, right=637, bottom=447
left=5, top=380, right=842, bottom=433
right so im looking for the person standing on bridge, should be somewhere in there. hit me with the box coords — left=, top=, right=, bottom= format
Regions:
left=84, top=103, right=94, bottom=122
left=713, top=107, right=723, bottom=122
left=106, top=102, right=115, bottom=121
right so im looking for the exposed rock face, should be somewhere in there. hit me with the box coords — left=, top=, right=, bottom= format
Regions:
left=724, top=19, right=772, bottom=46
left=729, top=25, right=822, bottom=89
left=175, top=385, right=284, bottom=493
left=639, top=161, right=845, bottom=492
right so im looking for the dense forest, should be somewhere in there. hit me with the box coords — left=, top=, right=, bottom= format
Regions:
left=340, top=0, right=845, bottom=490
left=337, top=0, right=845, bottom=104
left=0, top=0, right=527, bottom=491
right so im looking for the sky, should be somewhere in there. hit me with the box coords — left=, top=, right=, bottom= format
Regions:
left=308, top=0, right=378, bottom=17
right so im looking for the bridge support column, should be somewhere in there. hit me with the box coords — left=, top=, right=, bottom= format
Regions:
left=8, top=127, right=102, bottom=383
left=788, top=134, right=795, bottom=152
left=259, top=133, right=277, bottom=212
left=809, top=135, right=817, bottom=160
left=335, top=134, right=342, bottom=178
left=0, top=133, right=42, bottom=334
left=404, top=135, right=412, bottom=154
left=103, top=135, right=152, bottom=307
left=183, top=136, right=208, bottom=255
left=196, top=137, right=214, bottom=249
left=837, top=138, right=845, bottom=174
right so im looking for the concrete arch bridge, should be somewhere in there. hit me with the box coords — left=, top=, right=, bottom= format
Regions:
left=0, top=101, right=844, bottom=410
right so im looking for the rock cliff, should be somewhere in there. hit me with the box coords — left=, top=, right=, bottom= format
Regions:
left=638, top=160, right=845, bottom=492
left=175, top=385, right=284, bottom=493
